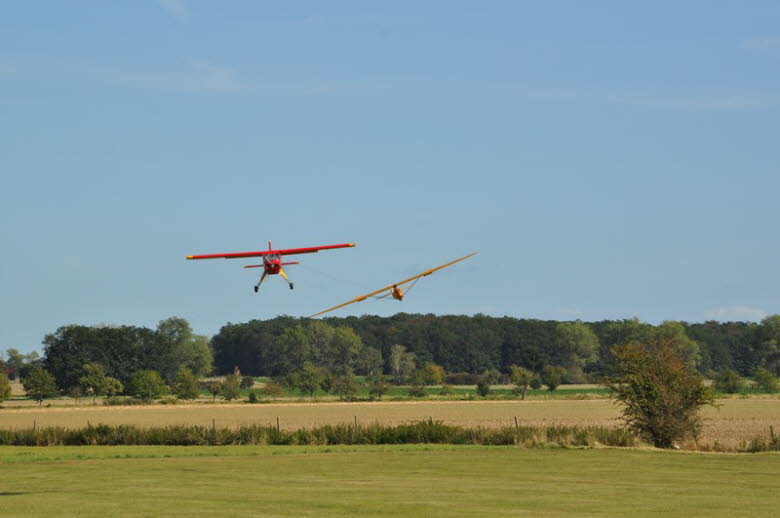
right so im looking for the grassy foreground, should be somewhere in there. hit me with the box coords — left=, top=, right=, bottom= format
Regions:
left=0, top=446, right=778, bottom=517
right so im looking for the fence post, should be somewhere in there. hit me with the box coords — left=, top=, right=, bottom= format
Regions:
left=514, top=416, right=519, bottom=432
left=276, top=416, right=280, bottom=432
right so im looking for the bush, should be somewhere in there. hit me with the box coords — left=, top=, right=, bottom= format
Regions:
left=369, top=379, right=389, bottom=400
left=262, top=381, right=285, bottom=400
left=248, top=391, right=258, bottom=404
left=476, top=380, right=490, bottom=397
left=439, top=384, right=454, bottom=396
left=240, top=376, right=255, bottom=389
left=753, top=367, right=778, bottom=393
left=172, top=367, right=200, bottom=400
left=330, top=375, right=359, bottom=401
left=420, top=363, right=446, bottom=385
left=128, top=370, right=168, bottom=401
left=221, top=368, right=242, bottom=401
left=529, top=377, right=542, bottom=390
left=541, top=366, right=567, bottom=392
left=407, top=384, right=426, bottom=398
left=714, top=369, right=745, bottom=394
left=445, top=372, right=479, bottom=385
left=605, top=338, right=715, bottom=448
left=22, top=365, right=59, bottom=404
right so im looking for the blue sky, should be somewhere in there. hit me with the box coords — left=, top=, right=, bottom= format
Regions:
left=2, top=1, right=779, bottom=353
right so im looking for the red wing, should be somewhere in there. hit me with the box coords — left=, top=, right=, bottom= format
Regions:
left=187, top=242, right=354, bottom=260
left=272, top=243, right=355, bottom=256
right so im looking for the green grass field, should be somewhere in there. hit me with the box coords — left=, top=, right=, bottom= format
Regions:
left=0, top=445, right=777, bottom=517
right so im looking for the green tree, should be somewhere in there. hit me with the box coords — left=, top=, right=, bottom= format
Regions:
left=555, top=321, right=599, bottom=368
left=389, top=345, right=416, bottom=384
left=714, top=369, right=744, bottom=394
left=330, top=374, right=359, bottom=401
left=541, top=365, right=566, bottom=392
left=220, top=367, right=242, bottom=401
left=0, top=373, right=11, bottom=402
left=481, top=368, right=501, bottom=385
left=369, top=378, right=389, bottom=399
left=323, top=326, right=364, bottom=375
left=605, top=338, right=715, bottom=448
left=104, top=377, right=123, bottom=398
left=22, top=365, right=59, bottom=405
left=754, top=367, right=779, bottom=393
left=420, top=362, right=446, bottom=385
left=172, top=366, right=200, bottom=400
left=356, top=347, right=383, bottom=377
left=156, top=317, right=214, bottom=380
left=654, top=321, right=701, bottom=367
left=508, top=365, right=534, bottom=400
left=295, top=362, right=325, bottom=400
left=128, top=370, right=168, bottom=401
left=78, top=362, right=110, bottom=403
left=240, top=376, right=255, bottom=389
left=205, top=381, right=221, bottom=401
left=262, top=380, right=285, bottom=400
left=476, top=378, right=491, bottom=397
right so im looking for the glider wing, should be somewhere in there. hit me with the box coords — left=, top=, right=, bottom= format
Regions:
left=309, top=252, right=478, bottom=318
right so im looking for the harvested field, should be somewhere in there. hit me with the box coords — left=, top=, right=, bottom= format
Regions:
left=1, top=398, right=778, bottom=448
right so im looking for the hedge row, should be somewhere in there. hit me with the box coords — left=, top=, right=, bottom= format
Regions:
left=0, top=420, right=637, bottom=448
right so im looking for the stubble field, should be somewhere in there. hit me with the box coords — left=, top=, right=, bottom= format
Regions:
left=2, top=398, right=778, bottom=449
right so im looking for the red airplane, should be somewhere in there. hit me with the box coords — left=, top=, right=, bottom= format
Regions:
left=187, top=241, right=355, bottom=292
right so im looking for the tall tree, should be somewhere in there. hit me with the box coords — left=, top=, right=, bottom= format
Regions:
left=555, top=322, right=599, bottom=368
left=294, top=362, right=325, bottom=400
left=605, top=338, right=714, bottom=448
left=128, top=370, right=168, bottom=401
left=22, top=365, right=59, bottom=404
left=389, top=345, right=416, bottom=384
left=172, top=366, right=201, bottom=400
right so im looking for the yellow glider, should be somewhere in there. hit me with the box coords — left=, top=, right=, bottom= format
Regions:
left=310, top=252, right=478, bottom=318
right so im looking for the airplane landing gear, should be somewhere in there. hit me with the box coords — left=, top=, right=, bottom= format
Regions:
left=290, top=283, right=294, bottom=290
left=254, top=286, right=258, bottom=293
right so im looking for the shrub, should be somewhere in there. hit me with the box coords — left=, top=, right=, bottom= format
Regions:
left=420, top=363, right=446, bottom=385
left=172, top=367, right=200, bottom=400
left=22, top=365, right=59, bottom=404
left=369, top=379, right=389, bottom=400
left=248, top=391, right=258, bottom=404
left=508, top=365, right=534, bottom=400
left=605, top=338, right=715, bottom=448
left=481, top=369, right=501, bottom=385
left=753, top=367, right=778, bottom=393
left=445, top=372, right=479, bottom=385
left=541, top=366, right=567, bottom=392
left=529, top=377, right=542, bottom=390
left=407, top=384, right=426, bottom=398
left=476, top=379, right=490, bottom=397
left=330, top=375, right=359, bottom=401
left=262, top=381, right=285, bottom=400
left=220, top=367, right=242, bottom=401
left=128, top=370, right=168, bottom=401
left=714, top=369, right=745, bottom=394
left=439, top=384, right=454, bottom=396
left=240, top=376, right=255, bottom=389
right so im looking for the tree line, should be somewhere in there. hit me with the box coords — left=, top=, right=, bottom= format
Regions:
left=2, top=313, right=779, bottom=404
left=212, top=313, right=780, bottom=378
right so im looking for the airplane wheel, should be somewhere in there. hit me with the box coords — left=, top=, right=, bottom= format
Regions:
left=290, top=283, right=294, bottom=290
left=254, top=286, right=258, bottom=293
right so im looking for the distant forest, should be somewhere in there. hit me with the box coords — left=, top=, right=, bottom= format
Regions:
left=211, top=314, right=780, bottom=378
left=9, top=314, right=779, bottom=392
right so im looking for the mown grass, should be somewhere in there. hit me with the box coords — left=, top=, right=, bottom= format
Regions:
left=0, top=446, right=778, bottom=517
